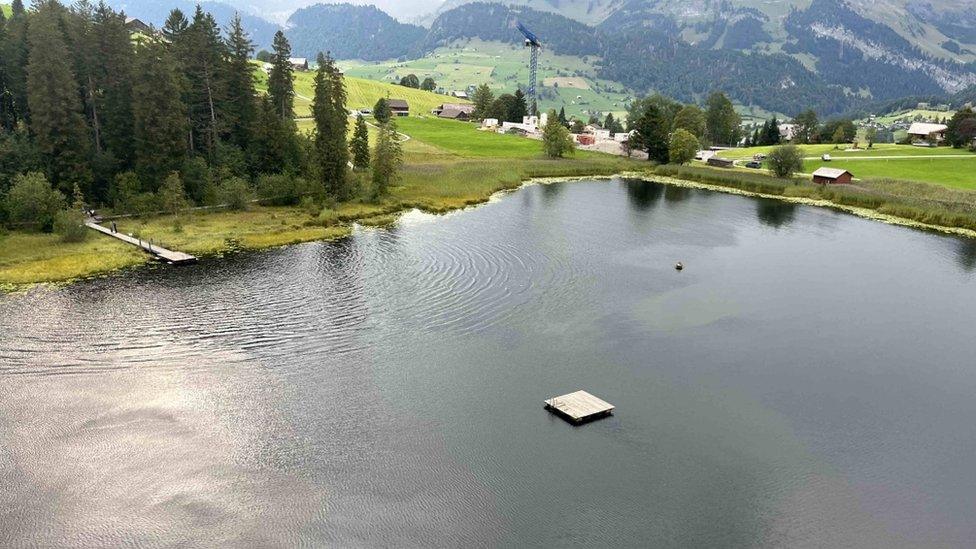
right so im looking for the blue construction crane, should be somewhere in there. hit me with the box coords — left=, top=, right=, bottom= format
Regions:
left=516, top=22, right=542, bottom=115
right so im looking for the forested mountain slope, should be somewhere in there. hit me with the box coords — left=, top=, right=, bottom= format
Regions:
left=285, top=4, right=427, bottom=61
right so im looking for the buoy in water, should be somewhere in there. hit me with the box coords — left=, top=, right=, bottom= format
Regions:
left=675, top=262, right=684, bottom=271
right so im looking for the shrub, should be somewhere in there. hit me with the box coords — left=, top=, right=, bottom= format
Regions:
left=767, top=145, right=804, bottom=178
left=215, top=177, right=254, bottom=211
left=542, top=109, right=575, bottom=158
left=53, top=209, right=89, bottom=242
left=300, top=196, right=319, bottom=216
left=3, top=172, right=65, bottom=231
left=256, top=174, right=318, bottom=206
left=317, top=207, right=339, bottom=226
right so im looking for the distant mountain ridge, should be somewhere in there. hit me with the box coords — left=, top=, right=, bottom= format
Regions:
left=105, top=0, right=279, bottom=47
left=105, top=0, right=976, bottom=116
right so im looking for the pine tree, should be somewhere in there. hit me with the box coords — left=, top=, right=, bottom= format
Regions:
left=93, top=4, right=136, bottom=167
left=11, top=0, right=25, bottom=17
left=373, top=97, right=392, bottom=124
left=312, top=52, right=349, bottom=199
left=162, top=9, right=189, bottom=43
left=267, top=30, right=294, bottom=120
left=632, top=103, right=669, bottom=164
left=471, top=83, right=493, bottom=120
left=132, top=36, right=188, bottom=190
left=705, top=91, right=741, bottom=146
left=2, top=4, right=29, bottom=127
left=511, top=89, right=528, bottom=122
left=350, top=114, right=370, bottom=170
left=0, top=8, right=10, bottom=132
left=26, top=1, right=93, bottom=194
left=183, top=7, right=227, bottom=158
left=223, top=14, right=257, bottom=151
left=558, top=107, right=568, bottom=127
left=371, top=120, right=402, bottom=199
left=249, top=95, right=299, bottom=175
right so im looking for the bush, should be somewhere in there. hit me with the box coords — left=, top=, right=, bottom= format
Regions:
left=3, top=172, right=66, bottom=231
left=767, top=145, right=804, bottom=178
left=317, top=207, right=339, bottom=226
left=215, top=177, right=254, bottom=211
left=53, top=209, right=89, bottom=243
left=256, top=174, right=318, bottom=206
left=299, top=195, right=319, bottom=216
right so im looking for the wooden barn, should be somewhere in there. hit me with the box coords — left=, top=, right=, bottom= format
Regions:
left=707, top=157, right=735, bottom=168
left=388, top=99, right=410, bottom=117
left=812, top=167, right=853, bottom=185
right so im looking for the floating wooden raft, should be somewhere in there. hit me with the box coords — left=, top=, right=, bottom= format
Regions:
left=545, top=390, right=614, bottom=424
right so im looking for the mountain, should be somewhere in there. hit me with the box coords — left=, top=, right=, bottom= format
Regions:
left=106, top=0, right=280, bottom=48
left=285, top=4, right=427, bottom=61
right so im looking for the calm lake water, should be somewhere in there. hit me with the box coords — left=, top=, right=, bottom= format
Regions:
left=3, top=178, right=976, bottom=547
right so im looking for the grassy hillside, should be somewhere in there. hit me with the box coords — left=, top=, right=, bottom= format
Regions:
left=340, top=39, right=634, bottom=120
left=254, top=65, right=467, bottom=118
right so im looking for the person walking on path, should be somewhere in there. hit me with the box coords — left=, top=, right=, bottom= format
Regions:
left=111, top=221, right=117, bottom=233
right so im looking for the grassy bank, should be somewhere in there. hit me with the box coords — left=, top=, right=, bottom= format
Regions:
left=649, top=165, right=976, bottom=233
left=718, top=144, right=976, bottom=190
left=1, top=118, right=637, bottom=289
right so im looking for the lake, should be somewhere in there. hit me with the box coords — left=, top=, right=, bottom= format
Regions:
left=3, top=178, right=976, bottom=547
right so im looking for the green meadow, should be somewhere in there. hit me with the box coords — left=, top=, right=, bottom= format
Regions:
left=719, top=144, right=976, bottom=190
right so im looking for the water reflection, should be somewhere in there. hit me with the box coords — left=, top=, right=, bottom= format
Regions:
left=622, top=179, right=664, bottom=210
left=756, top=199, right=797, bottom=229
left=663, top=185, right=693, bottom=203
left=956, top=238, right=976, bottom=272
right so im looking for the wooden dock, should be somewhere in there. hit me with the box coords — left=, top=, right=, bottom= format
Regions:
left=545, top=390, right=614, bottom=424
left=86, top=222, right=197, bottom=265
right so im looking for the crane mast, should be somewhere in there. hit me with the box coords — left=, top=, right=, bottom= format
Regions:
left=516, top=22, right=542, bottom=115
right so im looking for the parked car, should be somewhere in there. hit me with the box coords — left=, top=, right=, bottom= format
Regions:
left=745, top=161, right=763, bottom=169
left=752, top=153, right=767, bottom=161
left=821, top=154, right=832, bottom=161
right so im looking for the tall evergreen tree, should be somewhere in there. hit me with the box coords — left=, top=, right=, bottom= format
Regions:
left=182, top=6, right=227, bottom=158
left=511, top=89, right=528, bottom=122
left=471, top=83, right=493, bottom=120
left=162, top=9, right=189, bottom=42
left=705, top=91, right=741, bottom=146
left=558, top=106, right=568, bottom=127
left=92, top=4, right=136, bottom=167
left=11, top=0, right=25, bottom=17
left=632, top=103, right=669, bottom=164
left=249, top=95, right=299, bottom=175
left=371, top=119, right=402, bottom=198
left=312, top=52, right=349, bottom=199
left=0, top=8, right=10, bottom=132
left=223, top=13, right=256, bottom=151
left=132, top=37, right=188, bottom=190
left=267, top=30, right=294, bottom=120
left=350, top=113, right=370, bottom=170
left=26, top=1, right=92, bottom=194
left=2, top=3, right=29, bottom=127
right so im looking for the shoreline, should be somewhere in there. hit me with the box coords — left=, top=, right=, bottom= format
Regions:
left=5, top=169, right=976, bottom=293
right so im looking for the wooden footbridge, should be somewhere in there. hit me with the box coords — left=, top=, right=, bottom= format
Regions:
left=86, top=222, right=197, bottom=265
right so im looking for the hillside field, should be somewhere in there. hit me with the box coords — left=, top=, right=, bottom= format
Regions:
left=339, top=39, right=634, bottom=120
left=254, top=65, right=467, bottom=119
left=1, top=4, right=10, bottom=16
left=718, top=144, right=976, bottom=190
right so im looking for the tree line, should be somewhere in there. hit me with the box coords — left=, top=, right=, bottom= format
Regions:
left=0, top=0, right=402, bottom=235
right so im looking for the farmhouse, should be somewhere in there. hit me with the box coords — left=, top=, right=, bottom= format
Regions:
left=432, top=103, right=474, bottom=117
left=125, top=17, right=150, bottom=34
left=439, top=107, right=472, bottom=121
left=288, top=58, right=309, bottom=71
left=812, top=167, right=853, bottom=185
left=907, top=122, right=948, bottom=145
left=388, top=99, right=410, bottom=117
left=450, top=91, right=469, bottom=100
left=707, top=157, right=735, bottom=168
